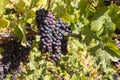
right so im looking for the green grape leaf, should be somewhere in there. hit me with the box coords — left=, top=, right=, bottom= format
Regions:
left=70, top=0, right=79, bottom=8
left=61, top=12, right=74, bottom=24
left=14, top=25, right=27, bottom=46
left=64, top=0, right=71, bottom=5
left=70, top=74, right=77, bottom=80
left=53, top=5, right=66, bottom=18
left=26, top=10, right=36, bottom=23
left=9, top=0, right=19, bottom=4
left=14, top=26, right=23, bottom=40
left=91, top=15, right=105, bottom=32
left=28, top=0, right=39, bottom=10
left=17, top=0, right=26, bottom=11
left=78, top=0, right=89, bottom=20
left=95, top=48, right=113, bottom=70
left=36, top=0, right=47, bottom=8
left=108, top=4, right=120, bottom=29
left=106, top=41, right=120, bottom=57
left=28, top=61, right=37, bottom=70
left=44, top=75, right=52, bottom=80
left=0, top=18, right=10, bottom=28
left=90, top=7, right=108, bottom=32
left=99, top=15, right=115, bottom=42
left=23, top=0, right=31, bottom=6
left=0, top=0, right=8, bottom=15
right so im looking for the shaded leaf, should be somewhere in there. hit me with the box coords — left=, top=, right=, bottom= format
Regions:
left=14, top=25, right=27, bottom=46
left=53, top=5, right=66, bottom=18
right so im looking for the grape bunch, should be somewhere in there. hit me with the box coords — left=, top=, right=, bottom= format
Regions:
left=36, top=9, right=72, bottom=62
left=0, top=36, right=34, bottom=80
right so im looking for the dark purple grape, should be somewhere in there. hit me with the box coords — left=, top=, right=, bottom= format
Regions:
left=0, top=35, right=34, bottom=79
left=36, top=8, right=72, bottom=62
left=115, top=0, right=120, bottom=5
left=118, top=58, right=120, bottom=62
left=55, top=55, right=61, bottom=60
left=113, top=73, right=118, bottom=80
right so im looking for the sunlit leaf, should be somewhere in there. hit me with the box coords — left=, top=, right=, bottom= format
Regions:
left=95, top=48, right=112, bottom=70
left=36, top=0, right=47, bottom=8
left=108, top=4, right=120, bottom=29
left=0, top=0, right=8, bottom=15
left=28, top=0, right=39, bottom=10
left=23, top=0, right=31, bottom=6
left=0, top=18, right=10, bottom=28
left=17, top=0, right=26, bottom=11
left=61, top=12, right=74, bottom=24
left=10, top=0, right=19, bottom=4
left=107, top=41, right=120, bottom=56
left=90, top=7, right=108, bottom=32
left=91, top=15, right=105, bottom=32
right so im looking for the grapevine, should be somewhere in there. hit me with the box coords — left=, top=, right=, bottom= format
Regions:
left=1, top=0, right=120, bottom=80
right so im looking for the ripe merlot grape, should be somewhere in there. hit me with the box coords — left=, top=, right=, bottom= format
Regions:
left=36, top=9, right=72, bottom=62
left=104, top=0, right=120, bottom=6
left=0, top=35, right=34, bottom=79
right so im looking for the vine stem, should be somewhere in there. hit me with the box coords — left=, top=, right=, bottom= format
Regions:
left=54, top=27, right=82, bottom=39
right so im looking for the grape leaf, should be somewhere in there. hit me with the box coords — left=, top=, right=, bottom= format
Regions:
left=95, top=48, right=112, bottom=70
left=53, top=5, right=66, bottom=18
left=17, top=0, right=26, bottom=11
left=0, top=0, right=8, bottom=15
left=78, top=0, right=89, bottom=21
left=91, top=15, right=106, bottom=32
left=90, top=7, right=108, bottom=32
left=14, top=25, right=27, bottom=46
left=106, top=41, right=120, bottom=57
left=0, top=18, right=10, bottom=28
left=108, top=4, right=120, bottom=29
